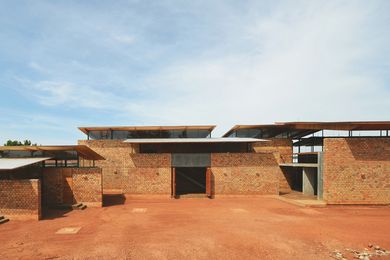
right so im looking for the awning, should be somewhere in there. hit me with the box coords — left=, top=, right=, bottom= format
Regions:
left=0, top=145, right=104, bottom=160
left=0, top=157, right=52, bottom=170
left=223, top=121, right=390, bottom=138
left=124, top=137, right=266, bottom=144
left=78, top=125, right=216, bottom=135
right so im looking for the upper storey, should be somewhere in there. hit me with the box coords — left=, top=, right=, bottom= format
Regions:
left=78, top=125, right=216, bottom=140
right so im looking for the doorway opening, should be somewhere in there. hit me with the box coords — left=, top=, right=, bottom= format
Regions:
left=280, top=166, right=319, bottom=200
left=175, top=167, right=206, bottom=196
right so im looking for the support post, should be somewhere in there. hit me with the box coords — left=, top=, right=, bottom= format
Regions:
left=171, top=167, right=176, bottom=198
left=317, top=152, right=323, bottom=200
left=206, top=167, right=212, bottom=198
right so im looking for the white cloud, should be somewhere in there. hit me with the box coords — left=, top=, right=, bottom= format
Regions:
left=3, top=1, right=389, bottom=141
left=112, top=34, right=135, bottom=44
left=28, top=62, right=48, bottom=73
left=17, top=80, right=142, bottom=114
left=137, top=1, right=390, bottom=135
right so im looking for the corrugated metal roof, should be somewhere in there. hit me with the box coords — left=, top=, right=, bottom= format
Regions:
left=124, top=137, right=266, bottom=144
left=0, top=157, right=52, bottom=170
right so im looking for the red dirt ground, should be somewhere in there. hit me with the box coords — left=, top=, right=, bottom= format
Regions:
left=1, top=196, right=390, bottom=259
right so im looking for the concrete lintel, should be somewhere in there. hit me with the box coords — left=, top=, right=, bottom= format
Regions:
left=279, top=163, right=318, bottom=168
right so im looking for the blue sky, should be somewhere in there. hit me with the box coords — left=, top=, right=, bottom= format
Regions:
left=0, top=0, right=389, bottom=144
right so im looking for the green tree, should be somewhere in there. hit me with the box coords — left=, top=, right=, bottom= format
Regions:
left=4, top=140, right=37, bottom=146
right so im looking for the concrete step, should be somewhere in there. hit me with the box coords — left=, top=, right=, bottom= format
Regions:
left=72, top=203, right=87, bottom=210
left=50, top=203, right=87, bottom=210
left=0, top=216, right=9, bottom=224
left=274, top=195, right=327, bottom=208
left=177, top=194, right=209, bottom=199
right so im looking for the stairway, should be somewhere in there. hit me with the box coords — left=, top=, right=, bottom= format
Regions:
left=0, top=215, right=9, bottom=224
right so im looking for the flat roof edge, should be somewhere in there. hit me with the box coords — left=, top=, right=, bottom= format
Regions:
left=123, top=137, right=267, bottom=144
left=78, top=125, right=217, bottom=135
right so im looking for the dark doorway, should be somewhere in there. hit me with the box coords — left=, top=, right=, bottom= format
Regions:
left=175, top=167, right=206, bottom=195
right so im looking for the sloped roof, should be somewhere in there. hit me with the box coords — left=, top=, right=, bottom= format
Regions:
left=0, top=157, right=52, bottom=170
left=0, top=145, right=104, bottom=160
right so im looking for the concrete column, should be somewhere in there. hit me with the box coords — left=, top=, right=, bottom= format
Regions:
left=302, top=167, right=317, bottom=196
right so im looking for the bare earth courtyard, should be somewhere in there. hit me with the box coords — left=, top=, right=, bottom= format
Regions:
left=1, top=197, right=390, bottom=260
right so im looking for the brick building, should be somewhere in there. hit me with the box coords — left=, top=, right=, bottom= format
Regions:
left=0, top=146, right=104, bottom=220
left=1, top=121, right=389, bottom=221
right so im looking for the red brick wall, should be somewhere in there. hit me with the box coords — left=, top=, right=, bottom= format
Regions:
left=211, top=153, right=280, bottom=195
left=42, top=167, right=102, bottom=207
left=323, top=138, right=390, bottom=204
left=253, top=138, right=293, bottom=163
left=78, top=140, right=135, bottom=190
left=78, top=140, right=171, bottom=194
left=0, top=179, right=41, bottom=220
left=42, top=168, right=71, bottom=206
left=79, top=139, right=288, bottom=196
left=72, top=168, right=103, bottom=207
left=253, top=139, right=293, bottom=192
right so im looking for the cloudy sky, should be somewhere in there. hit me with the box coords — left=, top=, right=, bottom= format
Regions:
left=0, top=0, right=389, bottom=144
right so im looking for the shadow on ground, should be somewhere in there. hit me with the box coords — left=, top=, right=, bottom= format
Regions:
left=103, top=194, right=126, bottom=207
left=42, top=208, right=73, bottom=220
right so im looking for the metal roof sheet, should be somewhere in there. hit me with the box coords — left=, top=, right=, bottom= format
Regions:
left=78, top=125, right=216, bottom=135
left=0, top=157, right=52, bottom=170
left=223, top=121, right=390, bottom=137
left=0, top=145, right=104, bottom=160
left=124, top=137, right=266, bottom=144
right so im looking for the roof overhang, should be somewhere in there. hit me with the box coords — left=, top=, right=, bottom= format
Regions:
left=0, top=157, right=52, bottom=170
left=78, top=125, right=216, bottom=135
left=223, top=121, right=390, bottom=137
left=124, top=137, right=266, bottom=144
left=0, top=145, right=105, bottom=160
left=275, top=121, right=390, bottom=131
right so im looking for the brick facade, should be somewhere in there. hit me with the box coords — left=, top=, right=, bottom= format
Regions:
left=323, top=138, right=390, bottom=204
left=211, top=153, right=280, bottom=195
left=0, top=179, right=41, bottom=220
left=72, top=168, right=103, bottom=207
left=253, top=139, right=293, bottom=193
left=42, top=168, right=71, bottom=206
left=79, top=139, right=290, bottom=196
left=78, top=140, right=172, bottom=194
left=42, top=167, right=102, bottom=207
left=252, top=138, right=293, bottom=164
left=79, top=140, right=135, bottom=190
